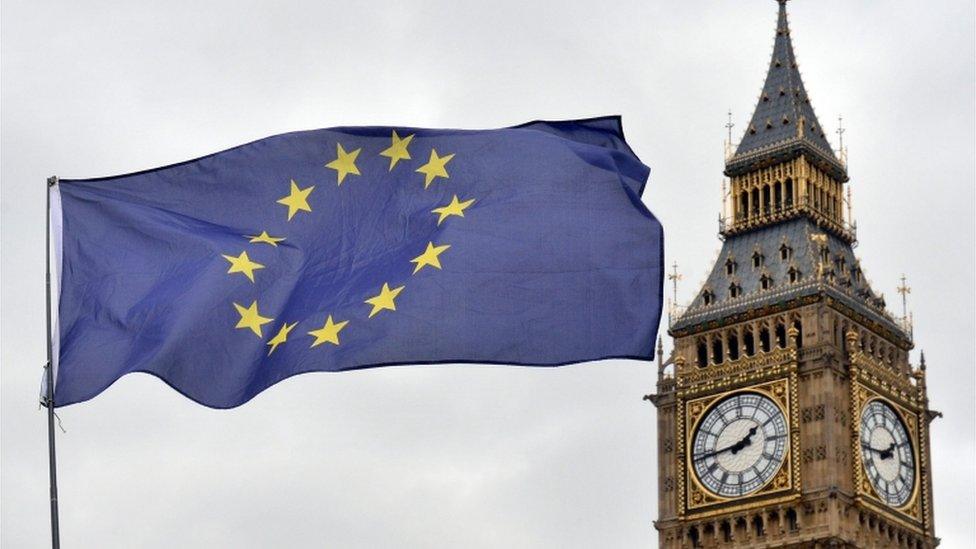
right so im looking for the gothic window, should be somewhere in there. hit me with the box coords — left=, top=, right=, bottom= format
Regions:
left=739, top=191, right=749, bottom=220
left=785, top=178, right=794, bottom=207
left=752, top=251, right=764, bottom=269
left=721, top=521, right=732, bottom=542
left=727, top=332, right=740, bottom=360
left=744, top=330, right=756, bottom=356
left=760, top=274, right=773, bottom=290
left=701, top=290, right=715, bottom=306
left=762, top=184, right=771, bottom=214
left=786, top=508, right=799, bottom=531
left=788, top=267, right=801, bottom=283
left=776, top=323, right=787, bottom=348
left=752, top=514, right=765, bottom=537
left=751, top=188, right=760, bottom=216
left=729, top=283, right=742, bottom=298
left=696, top=340, right=708, bottom=368
left=774, top=181, right=783, bottom=211
left=726, top=258, right=737, bottom=276
left=711, top=338, right=724, bottom=365
left=759, top=326, right=771, bottom=353
left=780, top=243, right=793, bottom=261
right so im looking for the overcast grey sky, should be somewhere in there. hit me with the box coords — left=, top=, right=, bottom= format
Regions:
left=2, top=1, right=974, bottom=547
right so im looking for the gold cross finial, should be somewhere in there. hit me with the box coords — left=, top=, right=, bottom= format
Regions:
left=897, top=274, right=911, bottom=319
left=667, top=262, right=682, bottom=305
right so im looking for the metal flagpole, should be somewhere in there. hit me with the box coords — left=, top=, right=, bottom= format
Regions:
left=45, top=175, right=61, bottom=549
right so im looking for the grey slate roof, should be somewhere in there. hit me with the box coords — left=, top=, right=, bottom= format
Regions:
left=671, top=218, right=907, bottom=341
left=729, top=1, right=842, bottom=176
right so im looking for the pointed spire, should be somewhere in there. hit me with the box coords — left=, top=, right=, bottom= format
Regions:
left=728, top=0, right=845, bottom=179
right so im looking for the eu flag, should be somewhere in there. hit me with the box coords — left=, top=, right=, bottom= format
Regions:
left=46, top=116, right=663, bottom=408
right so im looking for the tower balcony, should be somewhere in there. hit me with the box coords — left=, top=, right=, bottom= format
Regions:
left=719, top=196, right=856, bottom=244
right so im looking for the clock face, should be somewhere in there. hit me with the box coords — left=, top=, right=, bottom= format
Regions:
left=691, top=392, right=789, bottom=498
left=859, top=399, right=916, bottom=507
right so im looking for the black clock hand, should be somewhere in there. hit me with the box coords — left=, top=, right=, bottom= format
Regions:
left=861, top=442, right=897, bottom=460
left=694, top=426, right=759, bottom=461
left=878, top=442, right=896, bottom=460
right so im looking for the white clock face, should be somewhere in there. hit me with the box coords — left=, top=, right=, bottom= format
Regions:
left=860, top=399, right=915, bottom=507
left=691, top=392, right=789, bottom=498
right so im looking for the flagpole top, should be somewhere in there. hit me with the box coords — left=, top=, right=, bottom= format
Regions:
left=47, top=176, right=58, bottom=187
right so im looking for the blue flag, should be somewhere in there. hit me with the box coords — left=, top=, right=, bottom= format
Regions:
left=46, top=116, right=663, bottom=408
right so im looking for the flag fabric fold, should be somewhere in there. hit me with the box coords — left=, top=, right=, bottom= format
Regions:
left=47, top=116, right=664, bottom=408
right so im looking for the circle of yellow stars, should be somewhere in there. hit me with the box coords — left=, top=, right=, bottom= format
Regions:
left=222, top=130, right=475, bottom=357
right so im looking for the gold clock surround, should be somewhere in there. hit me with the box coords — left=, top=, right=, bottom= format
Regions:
left=852, top=383, right=923, bottom=526
left=679, top=375, right=801, bottom=517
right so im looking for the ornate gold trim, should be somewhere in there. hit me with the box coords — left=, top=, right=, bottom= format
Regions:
left=850, top=383, right=923, bottom=524
left=680, top=377, right=799, bottom=516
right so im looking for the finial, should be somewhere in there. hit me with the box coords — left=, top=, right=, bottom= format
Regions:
left=667, top=262, right=683, bottom=307
left=787, top=325, right=799, bottom=348
left=896, top=274, right=911, bottom=320
left=836, top=114, right=849, bottom=167
left=919, top=350, right=926, bottom=371
left=725, top=109, right=734, bottom=144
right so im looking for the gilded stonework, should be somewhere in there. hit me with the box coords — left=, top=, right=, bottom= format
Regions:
left=850, top=381, right=924, bottom=528
left=680, top=377, right=800, bottom=516
left=650, top=2, right=937, bottom=546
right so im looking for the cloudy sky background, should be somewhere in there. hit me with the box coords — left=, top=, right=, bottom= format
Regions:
left=2, top=1, right=974, bottom=547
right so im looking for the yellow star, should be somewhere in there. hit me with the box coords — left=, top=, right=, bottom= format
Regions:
left=325, top=143, right=362, bottom=185
left=222, top=251, right=265, bottom=283
left=364, top=283, right=405, bottom=318
left=379, top=130, right=415, bottom=171
left=276, top=180, right=314, bottom=221
left=415, top=149, right=455, bottom=189
left=307, top=315, right=349, bottom=347
left=410, top=242, right=451, bottom=274
left=233, top=300, right=273, bottom=337
left=246, top=231, right=285, bottom=247
left=431, top=195, right=475, bottom=225
left=266, top=321, right=297, bottom=356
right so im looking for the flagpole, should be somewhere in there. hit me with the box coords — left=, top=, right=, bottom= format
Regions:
left=45, top=175, right=61, bottom=549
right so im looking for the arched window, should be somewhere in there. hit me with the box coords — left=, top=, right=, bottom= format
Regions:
left=701, top=290, right=714, bottom=306
left=774, top=181, right=783, bottom=211
left=762, top=185, right=771, bottom=214
left=760, top=326, right=771, bottom=353
left=696, top=340, right=708, bottom=368
left=786, top=508, right=799, bottom=531
left=688, top=525, right=701, bottom=548
left=728, top=332, right=740, bottom=361
left=744, top=329, right=756, bottom=356
left=760, top=274, right=773, bottom=290
left=751, top=188, right=760, bottom=216
left=788, top=267, right=801, bottom=283
left=753, top=251, right=764, bottom=269
left=729, top=283, right=742, bottom=299
left=785, top=178, right=794, bottom=207
left=739, top=191, right=749, bottom=220
left=780, top=243, right=793, bottom=261
left=721, top=521, right=732, bottom=542
left=776, top=323, right=787, bottom=348
left=712, top=338, right=724, bottom=365
left=752, top=514, right=765, bottom=537
left=726, top=259, right=737, bottom=276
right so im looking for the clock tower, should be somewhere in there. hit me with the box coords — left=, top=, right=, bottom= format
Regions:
left=648, top=1, right=939, bottom=547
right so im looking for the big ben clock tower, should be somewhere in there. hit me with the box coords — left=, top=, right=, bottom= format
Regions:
left=648, top=1, right=939, bottom=547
